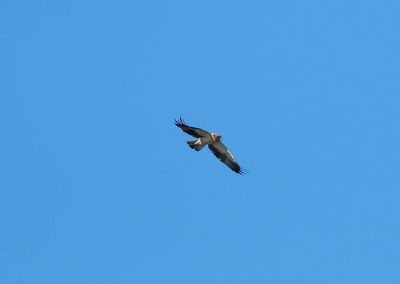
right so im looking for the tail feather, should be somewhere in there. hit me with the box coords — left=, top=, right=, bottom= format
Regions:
left=187, top=140, right=205, bottom=151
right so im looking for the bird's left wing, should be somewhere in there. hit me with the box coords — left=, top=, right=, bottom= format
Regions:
left=175, top=117, right=210, bottom=138
left=208, top=142, right=244, bottom=174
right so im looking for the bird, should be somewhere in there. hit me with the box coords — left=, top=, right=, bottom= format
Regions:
left=175, top=117, right=244, bottom=174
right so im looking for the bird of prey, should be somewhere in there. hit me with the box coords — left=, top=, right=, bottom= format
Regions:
left=175, top=117, right=244, bottom=174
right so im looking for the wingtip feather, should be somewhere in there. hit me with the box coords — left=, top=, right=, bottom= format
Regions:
left=174, top=116, right=186, bottom=126
left=237, top=167, right=249, bottom=175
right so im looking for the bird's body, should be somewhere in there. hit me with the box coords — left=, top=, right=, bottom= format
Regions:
left=175, top=117, right=244, bottom=174
left=187, top=133, right=221, bottom=151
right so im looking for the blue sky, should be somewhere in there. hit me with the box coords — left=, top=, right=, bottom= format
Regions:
left=1, top=0, right=399, bottom=283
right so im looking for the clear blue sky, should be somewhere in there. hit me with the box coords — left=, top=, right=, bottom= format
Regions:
left=1, top=0, right=399, bottom=283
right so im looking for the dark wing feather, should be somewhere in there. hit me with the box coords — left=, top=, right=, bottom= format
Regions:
left=208, top=142, right=244, bottom=174
left=174, top=117, right=210, bottom=138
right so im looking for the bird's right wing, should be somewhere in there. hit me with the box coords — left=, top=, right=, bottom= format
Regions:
left=175, top=117, right=210, bottom=138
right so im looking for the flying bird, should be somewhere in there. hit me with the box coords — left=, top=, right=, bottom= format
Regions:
left=175, top=117, right=244, bottom=174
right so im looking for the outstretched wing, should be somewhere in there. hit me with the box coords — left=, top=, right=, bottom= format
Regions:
left=208, top=142, right=244, bottom=174
left=175, top=117, right=210, bottom=138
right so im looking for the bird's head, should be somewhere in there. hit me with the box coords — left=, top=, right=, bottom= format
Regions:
left=212, top=133, right=223, bottom=141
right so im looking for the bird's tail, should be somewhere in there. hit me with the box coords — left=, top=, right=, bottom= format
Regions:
left=187, top=140, right=205, bottom=151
